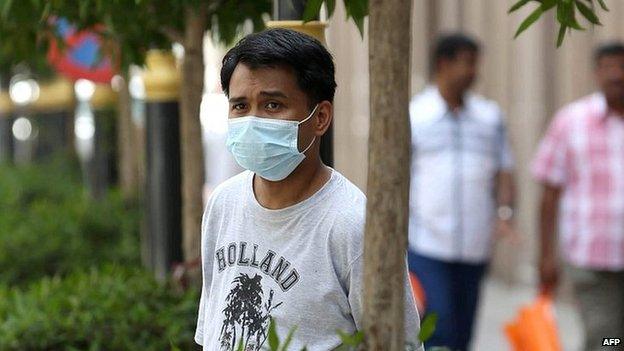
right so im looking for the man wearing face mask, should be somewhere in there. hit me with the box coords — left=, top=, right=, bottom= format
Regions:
left=533, top=42, right=624, bottom=351
left=194, top=28, right=422, bottom=350
left=408, top=33, right=516, bottom=351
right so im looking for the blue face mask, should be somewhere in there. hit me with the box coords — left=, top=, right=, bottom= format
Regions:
left=226, top=104, right=319, bottom=181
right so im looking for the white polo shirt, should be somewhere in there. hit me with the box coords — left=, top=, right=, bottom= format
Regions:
left=409, top=86, right=514, bottom=263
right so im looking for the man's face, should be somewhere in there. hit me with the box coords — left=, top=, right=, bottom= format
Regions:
left=440, top=50, right=479, bottom=92
left=595, top=54, right=624, bottom=101
left=227, top=63, right=316, bottom=152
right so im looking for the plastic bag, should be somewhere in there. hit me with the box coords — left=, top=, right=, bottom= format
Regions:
left=409, top=271, right=426, bottom=314
left=504, top=295, right=562, bottom=351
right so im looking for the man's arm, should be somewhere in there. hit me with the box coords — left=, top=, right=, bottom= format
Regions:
left=538, top=184, right=561, bottom=295
left=496, top=171, right=515, bottom=207
left=494, top=171, right=518, bottom=240
left=493, top=112, right=518, bottom=239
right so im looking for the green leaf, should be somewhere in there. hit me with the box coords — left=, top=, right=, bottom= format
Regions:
left=418, top=313, right=438, bottom=343
left=169, top=340, right=181, bottom=351
left=336, top=330, right=364, bottom=347
left=326, top=0, right=336, bottom=18
left=508, top=0, right=533, bottom=13
left=513, top=5, right=545, bottom=38
left=344, top=0, right=368, bottom=37
left=236, top=340, right=244, bottom=351
left=268, top=318, right=280, bottom=351
left=39, top=1, right=51, bottom=23
left=597, top=0, right=609, bottom=11
left=352, top=15, right=365, bottom=36
left=575, top=0, right=601, bottom=24
left=279, top=326, right=297, bottom=351
left=302, top=0, right=323, bottom=22
left=557, top=1, right=583, bottom=30
left=557, top=23, right=567, bottom=47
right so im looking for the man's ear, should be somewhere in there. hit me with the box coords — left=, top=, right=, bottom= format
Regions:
left=314, top=101, right=333, bottom=136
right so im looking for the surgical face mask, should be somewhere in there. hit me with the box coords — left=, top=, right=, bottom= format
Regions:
left=226, top=104, right=319, bottom=181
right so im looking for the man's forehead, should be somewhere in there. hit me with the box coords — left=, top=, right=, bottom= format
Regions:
left=231, top=63, right=295, bottom=81
left=228, top=63, right=301, bottom=97
left=597, top=54, right=624, bottom=65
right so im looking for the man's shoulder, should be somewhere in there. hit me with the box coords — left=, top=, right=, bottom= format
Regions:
left=409, top=87, right=443, bottom=123
left=557, top=92, right=603, bottom=122
left=466, top=92, right=504, bottom=124
left=326, top=171, right=367, bottom=244
left=206, top=171, right=249, bottom=207
left=329, top=171, right=367, bottom=219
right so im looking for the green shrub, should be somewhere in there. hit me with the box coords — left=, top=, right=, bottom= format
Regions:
left=0, top=158, right=140, bottom=286
left=0, top=265, right=199, bottom=351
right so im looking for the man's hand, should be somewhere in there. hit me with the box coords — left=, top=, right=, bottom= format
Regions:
left=493, top=219, right=521, bottom=245
left=539, top=252, right=559, bottom=296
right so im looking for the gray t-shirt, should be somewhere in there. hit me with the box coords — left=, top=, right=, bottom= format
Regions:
left=195, top=169, right=421, bottom=350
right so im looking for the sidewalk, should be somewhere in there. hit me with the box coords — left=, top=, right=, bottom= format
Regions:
left=472, top=278, right=583, bottom=351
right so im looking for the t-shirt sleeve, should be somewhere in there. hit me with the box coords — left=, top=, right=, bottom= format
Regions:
left=194, top=201, right=217, bottom=346
left=345, top=254, right=423, bottom=350
left=345, top=254, right=364, bottom=331
left=531, top=110, right=570, bottom=186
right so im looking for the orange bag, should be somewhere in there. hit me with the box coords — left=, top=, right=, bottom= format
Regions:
left=408, top=271, right=426, bottom=315
left=504, top=295, right=562, bottom=351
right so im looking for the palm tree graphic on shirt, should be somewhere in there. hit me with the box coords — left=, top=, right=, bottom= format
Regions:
left=219, top=273, right=283, bottom=351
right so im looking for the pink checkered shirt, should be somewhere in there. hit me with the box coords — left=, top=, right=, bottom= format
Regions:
left=532, top=93, right=624, bottom=270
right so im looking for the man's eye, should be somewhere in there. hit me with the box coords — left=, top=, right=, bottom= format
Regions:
left=266, top=102, right=280, bottom=110
left=232, top=104, right=246, bottom=111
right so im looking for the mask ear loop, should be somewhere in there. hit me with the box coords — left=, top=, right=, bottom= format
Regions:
left=298, top=104, right=320, bottom=125
left=298, top=104, right=320, bottom=154
left=301, top=136, right=316, bottom=154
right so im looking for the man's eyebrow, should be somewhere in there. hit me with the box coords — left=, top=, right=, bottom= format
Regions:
left=259, top=90, right=288, bottom=99
left=228, top=96, right=246, bottom=103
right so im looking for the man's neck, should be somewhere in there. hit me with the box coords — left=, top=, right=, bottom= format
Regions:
left=253, top=158, right=331, bottom=210
left=436, top=79, right=464, bottom=112
left=606, top=95, right=624, bottom=117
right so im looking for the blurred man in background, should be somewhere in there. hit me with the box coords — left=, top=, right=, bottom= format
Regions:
left=533, top=42, right=624, bottom=351
left=408, top=33, right=517, bottom=350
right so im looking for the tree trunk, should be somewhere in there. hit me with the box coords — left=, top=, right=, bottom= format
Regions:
left=117, top=73, right=139, bottom=201
left=363, top=0, right=412, bottom=349
left=180, top=6, right=207, bottom=263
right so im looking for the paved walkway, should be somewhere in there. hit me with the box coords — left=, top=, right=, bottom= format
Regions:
left=472, top=278, right=583, bottom=351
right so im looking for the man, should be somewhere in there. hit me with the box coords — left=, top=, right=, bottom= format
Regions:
left=194, top=28, right=421, bottom=350
left=533, top=42, right=624, bottom=351
left=408, top=33, right=516, bottom=350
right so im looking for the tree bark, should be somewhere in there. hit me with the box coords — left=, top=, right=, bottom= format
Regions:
left=117, top=73, right=139, bottom=201
left=180, top=6, right=207, bottom=263
left=363, top=0, right=412, bottom=349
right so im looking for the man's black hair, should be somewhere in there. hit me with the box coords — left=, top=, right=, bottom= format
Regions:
left=221, top=28, right=337, bottom=106
left=594, top=41, right=624, bottom=65
left=431, top=33, right=480, bottom=73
